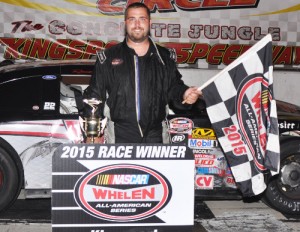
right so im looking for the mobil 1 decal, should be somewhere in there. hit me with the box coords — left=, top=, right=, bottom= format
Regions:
left=52, top=144, right=194, bottom=232
left=73, top=164, right=172, bottom=222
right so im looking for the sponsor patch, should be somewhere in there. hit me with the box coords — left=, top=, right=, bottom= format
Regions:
left=111, top=58, right=123, bottom=65
left=97, top=50, right=106, bottom=64
left=167, top=48, right=177, bottom=62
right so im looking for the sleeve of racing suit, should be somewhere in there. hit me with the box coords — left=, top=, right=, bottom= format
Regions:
left=83, top=55, right=109, bottom=118
left=166, top=56, right=193, bottom=111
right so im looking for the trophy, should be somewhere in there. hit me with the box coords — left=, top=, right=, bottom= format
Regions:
left=82, top=98, right=102, bottom=143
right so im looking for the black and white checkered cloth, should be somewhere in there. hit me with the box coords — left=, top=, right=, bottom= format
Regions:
left=201, top=34, right=280, bottom=197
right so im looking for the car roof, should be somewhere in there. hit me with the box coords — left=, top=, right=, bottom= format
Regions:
left=0, top=59, right=96, bottom=74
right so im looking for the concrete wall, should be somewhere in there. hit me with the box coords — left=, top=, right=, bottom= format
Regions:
left=180, top=68, right=300, bottom=106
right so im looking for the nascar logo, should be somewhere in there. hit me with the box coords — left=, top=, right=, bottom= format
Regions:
left=95, top=174, right=150, bottom=185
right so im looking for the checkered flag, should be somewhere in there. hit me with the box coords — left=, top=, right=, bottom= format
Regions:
left=200, top=34, right=280, bottom=197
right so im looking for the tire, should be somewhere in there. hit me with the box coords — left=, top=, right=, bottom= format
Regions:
left=0, top=139, right=23, bottom=212
left=263, top=138, right=300, bottom=216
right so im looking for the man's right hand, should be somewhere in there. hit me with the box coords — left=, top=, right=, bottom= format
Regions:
left=85, top=136, right=105, bottom=144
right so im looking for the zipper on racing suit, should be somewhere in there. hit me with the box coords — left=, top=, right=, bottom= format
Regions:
left=134, top=55, right=144, bottom=137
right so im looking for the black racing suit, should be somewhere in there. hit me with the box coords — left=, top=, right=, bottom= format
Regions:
left=84, top=37, right=190, bottom=143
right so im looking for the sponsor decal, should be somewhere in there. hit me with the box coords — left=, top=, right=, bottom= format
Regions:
left=171, top=134, right=186, bottom=143
left=189, top=139, right=217, bottom=148
left=63, top=120, right=82, bottom=143
left=278, top=120, right=297, bottom=130
left=74, top=164, right=172, bottom=222
left=196, top=167, right=225, bottom=176
left=191, top=128, right=216, bottom=139
left=195, top=158, right=215, bottom=167
left=194, top=154, right=216, bottom=159
left=43, top=102, right=55, bottom=110
left=42, top=75, right=57, bottom=80
left=224, top=176, right=237, bottom=188
left=195, top=175, right=214, bottom=189
left=192, top=149, right=212, bottom=154
left=168, top=117, right=193, bottom=133
left=32, top=105, right=39, bottom=110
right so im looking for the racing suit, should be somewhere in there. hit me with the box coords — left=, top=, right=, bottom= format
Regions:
left=84, top=37, right=190, bottom=143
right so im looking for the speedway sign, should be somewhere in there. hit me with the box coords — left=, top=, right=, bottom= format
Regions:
left=1, top=0, right=300, bottom=69
left=52, top=144, right=194, bottom=232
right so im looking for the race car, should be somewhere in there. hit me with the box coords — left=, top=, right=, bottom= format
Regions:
left=0, top=59, right=299, bottom=216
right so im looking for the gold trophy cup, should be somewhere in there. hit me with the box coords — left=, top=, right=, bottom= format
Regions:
left=83, top=98, right=102, bottom=143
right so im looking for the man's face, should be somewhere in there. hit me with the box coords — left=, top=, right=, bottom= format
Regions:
left=125, top=7, right=150, bottom=43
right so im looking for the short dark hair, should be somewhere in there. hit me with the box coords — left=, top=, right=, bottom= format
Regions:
left=124, top=2, right=151, bottom=20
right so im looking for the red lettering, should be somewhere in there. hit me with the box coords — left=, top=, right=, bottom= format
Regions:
left=83, top=41, right=105, bottom=59
left=144, top=0, right=174, bottom=11
left=96, top=0, right=124, bottom=14
left=229, top=0, right=258, bottom=6
left=65, top=40, right=86, bottom=59
left=188, top=43, right=210, bottom=64
left=196, top=176, right=213, bottom=187
left=163, top=42, right=193, bottom=63
left=11, top=20, right=43, bottom=33
left=93, top=188, right=107, bottom=199
left=274, top=46, right=293, bottom=65
left=1, top=38, right=26, bottom=59
left=48, top=39, right=68, bottom=59
left=29, top=39, right=51, bottom=59
left=202, top=0, right=228, bottom=7
left=223, top=44, right=242, bottom=65
left=92, top=188, right=155, bottom=199
left=294, top=47, right=300, bottom=65
left=207, top=44, right=227, bottom=65
left=174, top=0, right=200, bottom=9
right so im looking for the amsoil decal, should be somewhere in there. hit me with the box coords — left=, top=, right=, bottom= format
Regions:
left=74, top=164, right=172, bottom=222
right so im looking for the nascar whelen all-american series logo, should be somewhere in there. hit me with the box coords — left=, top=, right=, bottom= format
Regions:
left=73, top=164, right=172, bottom=222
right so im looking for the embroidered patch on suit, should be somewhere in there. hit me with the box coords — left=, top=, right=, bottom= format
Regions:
left=97, top=50, right=106, bottom=64
left=111, top=58, right=123, bottom=65
left=168, top=48, right=177, bottom=62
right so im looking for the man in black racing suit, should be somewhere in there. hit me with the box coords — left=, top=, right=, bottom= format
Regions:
left=83, top=2, right=201, bottom=143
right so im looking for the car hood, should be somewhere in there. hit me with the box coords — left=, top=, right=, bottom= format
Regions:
left=276, top=100, right=300, bottom=120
